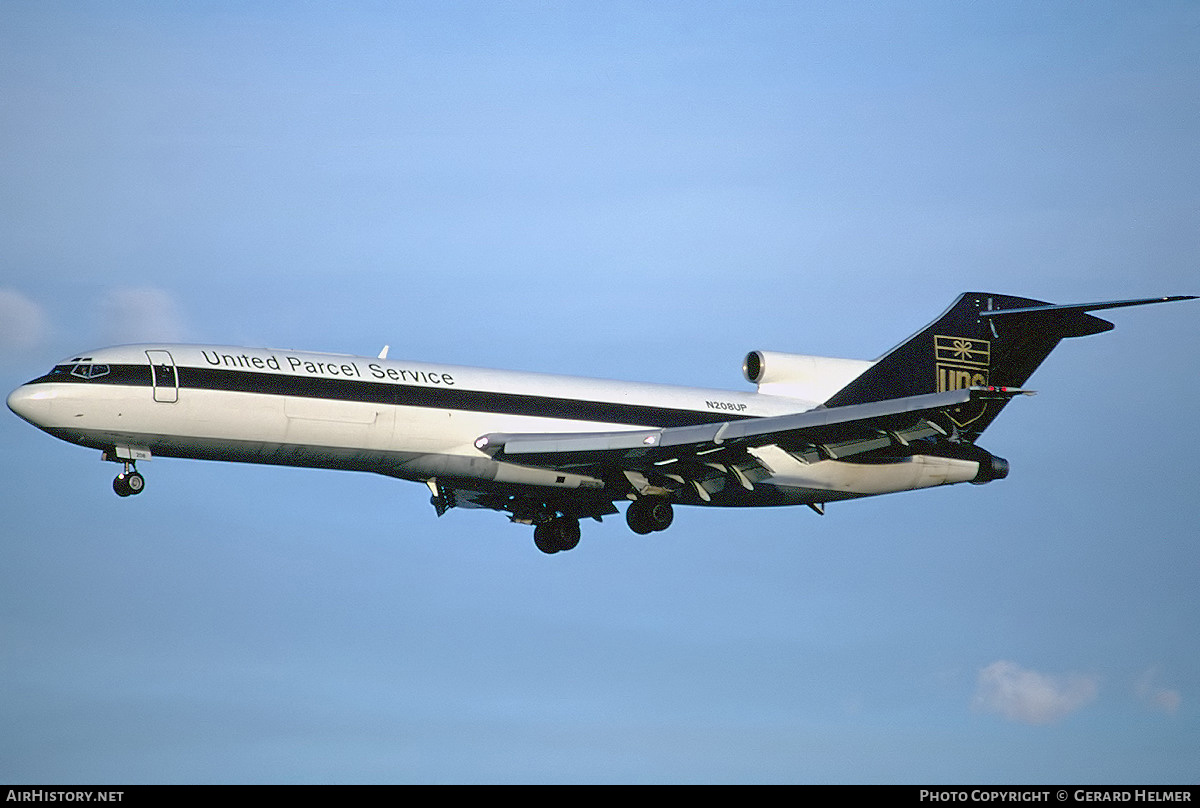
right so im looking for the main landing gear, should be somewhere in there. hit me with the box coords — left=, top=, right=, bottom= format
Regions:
left=533, top=497, right=675, bottom=553
left=112, top=462, right=145, bottom=497
left=625, top=496, right=674, bottom=535
left=533, top=516, right=581, bottom=554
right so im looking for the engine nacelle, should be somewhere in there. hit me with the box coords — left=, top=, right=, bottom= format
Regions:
left=927, top=443, right=1010, bottom=484
left=970, top=450, right=1010, bottom=484
left=743, top=350, right=874, bottom=402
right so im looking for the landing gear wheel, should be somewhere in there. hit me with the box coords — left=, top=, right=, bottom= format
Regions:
left=533, top=523, right=556, bottom=553
left=626, top=503, right=653, bottom=535
left=533, top=517, right=581, bottom=554
left=556, top=518, right=581, bottom=552
left=113, top=470, right=145, bottom=497
left=626, top=497, right=674, bottom=534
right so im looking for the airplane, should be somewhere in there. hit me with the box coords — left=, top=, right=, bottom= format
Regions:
left=7, top=292, right=1194, bottom=553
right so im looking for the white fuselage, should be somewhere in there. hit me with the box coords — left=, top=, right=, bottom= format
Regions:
left=7, top=343, right=986, bottom=509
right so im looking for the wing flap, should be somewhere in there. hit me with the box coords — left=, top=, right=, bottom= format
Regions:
left=475, top=386, right=1033, bottom=470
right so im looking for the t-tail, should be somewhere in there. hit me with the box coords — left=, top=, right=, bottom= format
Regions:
left=823, top=292, right=1195, bottom=438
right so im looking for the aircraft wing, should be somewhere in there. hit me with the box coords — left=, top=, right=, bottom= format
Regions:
left=473, top=386, right=1032, bottom=496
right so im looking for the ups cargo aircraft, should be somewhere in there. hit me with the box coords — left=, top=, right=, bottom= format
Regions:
left=7, top=292, right=1195, bottom=553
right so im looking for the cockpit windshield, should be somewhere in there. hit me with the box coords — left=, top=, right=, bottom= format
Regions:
left=73, top=363, right=110, bottom=379
left=49, top=362, right=111, bottom=380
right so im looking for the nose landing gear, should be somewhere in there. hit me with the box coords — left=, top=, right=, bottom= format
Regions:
left=102, top=448, right=150, bottom=498
left=113, top=463, right=145, bottom=497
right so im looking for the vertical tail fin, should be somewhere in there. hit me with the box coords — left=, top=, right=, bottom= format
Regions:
left=823, top=292, right=1194, bottom=436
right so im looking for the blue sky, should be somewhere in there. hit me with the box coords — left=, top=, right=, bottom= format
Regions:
left=1, top=1, right=1197, bottom=784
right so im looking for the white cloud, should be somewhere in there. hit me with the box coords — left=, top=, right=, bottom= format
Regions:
left=1135, top=669, right=1182, bottom=716
left=973, top=660, right=1099, bottom=725
left=0, top=288, right=49, bottom=359
left=99, top=287, right=187, bottom=344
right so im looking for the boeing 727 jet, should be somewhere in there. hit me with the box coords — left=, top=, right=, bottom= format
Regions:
left=7, top=292, right=1194, bottom=553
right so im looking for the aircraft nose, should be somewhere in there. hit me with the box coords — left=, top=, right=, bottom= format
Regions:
left=7, top=384, right=53, bottom=426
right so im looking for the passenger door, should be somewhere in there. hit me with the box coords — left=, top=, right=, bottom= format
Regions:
left=146, top=350, right=179, bottom=403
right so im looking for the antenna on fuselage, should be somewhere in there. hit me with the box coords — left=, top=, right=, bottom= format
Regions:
left=378, top=345, right=389, bottom=359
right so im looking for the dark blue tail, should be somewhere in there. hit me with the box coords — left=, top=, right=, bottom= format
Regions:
left=822, top=292, right=1194, bottom=437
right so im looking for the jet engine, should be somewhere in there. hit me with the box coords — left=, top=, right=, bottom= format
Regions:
left=742, top=350, right=874, bottom=402
left=970, top=450, right=1010, bottom=484
left=925, top=443, right=1010, bottom=484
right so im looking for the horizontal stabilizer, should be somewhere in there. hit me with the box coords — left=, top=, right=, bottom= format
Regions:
left=978, top=295, right=1197, bottom=337
left=979, top=295, right=1196, bottom=318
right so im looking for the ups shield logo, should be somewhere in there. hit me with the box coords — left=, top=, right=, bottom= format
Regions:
left=935, top=335, right=990, bottom=426
left=935, top=335, right=989, bottom=392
